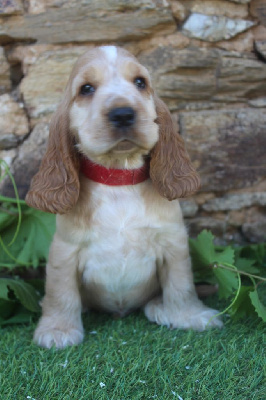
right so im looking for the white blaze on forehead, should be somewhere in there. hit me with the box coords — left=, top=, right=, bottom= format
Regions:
left=100, top=46, right=118, bottom=63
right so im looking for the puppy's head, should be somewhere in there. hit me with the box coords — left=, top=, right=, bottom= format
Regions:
left=26, top=46, right=200, bottom=214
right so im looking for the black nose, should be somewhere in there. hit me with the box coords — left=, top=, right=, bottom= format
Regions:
left=108, top=107, right=136, bottom=128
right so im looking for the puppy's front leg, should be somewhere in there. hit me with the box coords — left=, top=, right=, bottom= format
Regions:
left=144, top=233, right=223, bottom=331
left=34, top=235, right=84, bottom=348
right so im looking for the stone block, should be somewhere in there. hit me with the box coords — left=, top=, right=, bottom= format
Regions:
left=0, top=1, right=175, bottom=45
left=182, top=13, right=255, bottom=42
left=139, top=46, right=219, bottom=103
left=0, top=93, right=29, bottom=149
left=250, top=0, right=266, bottom=27
left=179, top=108, right=266, bottom=192
left=254, top=40, right=266, bottom=61
left=20, top=47, right=88, bottom=120
left=1, top=122, right=49, bottom=198
left=181, top=0, right=248, bottom=19
left=139, top=46, right=266, bottom=109
left=0, top=0, right=23, bottom=16
left=203, top=193, right=266, bottom=211
left=179, top=199, right=199, bottom=217
left=0, top=47, right=11, bottom=93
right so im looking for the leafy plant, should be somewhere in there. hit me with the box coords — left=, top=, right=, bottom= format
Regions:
left=0, top=195, right=55, bottom=325
left=190, top=230, right=266, bottom=322
left=0, top=160, right=55, bottom=325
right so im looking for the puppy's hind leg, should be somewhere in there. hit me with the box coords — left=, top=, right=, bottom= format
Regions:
left=34, top=235, right=84, bottom=349
left=144, top=233, right=223, bottom=331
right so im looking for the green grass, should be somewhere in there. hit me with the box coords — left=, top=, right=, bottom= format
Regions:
left=0, top=300, right=265, bottom=400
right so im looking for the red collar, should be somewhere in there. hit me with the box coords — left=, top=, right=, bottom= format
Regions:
left=80, top=158, right=150, bottom=186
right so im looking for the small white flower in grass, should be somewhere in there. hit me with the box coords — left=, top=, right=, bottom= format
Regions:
left=139, top=380, right=146, bottom=384
left=90, top=331, right=97, bottom=334
left=122, top=341, right=127, bottom=345
left=59, top=359, right=68, bottom=368
left=100, top=382, right=106, bottom=388
left=171, top=393, right=183, bottom=400
left=96, top=354, right=100, bottom=359
left=185, top=366, right=191, bottom=370
left=182, top=345, right=189, bottom=349
left=110, top=368, right=114, bottom=373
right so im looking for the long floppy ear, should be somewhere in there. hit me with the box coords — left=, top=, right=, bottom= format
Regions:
left=150, top=95, right=200, bottom=200
left=25, top=101, right=80, bottom=214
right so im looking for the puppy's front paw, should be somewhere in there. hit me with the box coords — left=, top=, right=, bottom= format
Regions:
left=144, top=297, right=223, bottom=331
left=34, top=319, right=84, bottom=349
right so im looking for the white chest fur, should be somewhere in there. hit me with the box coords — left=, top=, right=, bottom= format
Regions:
left=57, top=179, right=184, bottom=315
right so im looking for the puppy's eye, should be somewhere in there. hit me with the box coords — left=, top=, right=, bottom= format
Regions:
left=134, top=77, right=146, bottom=90
left=80, top=84, right=95, bottom=96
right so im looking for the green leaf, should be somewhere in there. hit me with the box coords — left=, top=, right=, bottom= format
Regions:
left=0, top=279, right=10, bottom=300
left=190, top=230, right=235, bottom=286
left=215, top=246, right=235, bottom=265
left=249, top=290, right=266, bottom=322
left=230, top=286, right=256, bottom=320
left=0, top=299, right=17, bottom=320
left=213, top=265, right=239, bottom=299
left=0, top=278, right=41, bottom=312
left=234, top=257, right=260, bottom=274
left=0, top=306, right=33, bottom=326
left=0, top=203, right=55, bottom=268
left=190, top=230, right=216, bottom=269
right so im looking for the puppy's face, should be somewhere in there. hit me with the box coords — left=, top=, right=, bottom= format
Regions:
left=69, top=46, right=159, bottom=168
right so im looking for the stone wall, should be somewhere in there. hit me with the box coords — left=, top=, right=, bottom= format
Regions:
left=0, top=0, right=266, bottom=243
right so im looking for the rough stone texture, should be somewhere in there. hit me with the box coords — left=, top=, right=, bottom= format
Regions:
left=187, top=216, right=228, bottom=238
left=242, top=218, right=266, bottom=243
left=140, top=46, right=266, bottom=110
left=0, top=0, right=23, bottom=16
left=0, top=93, right=29, bottom=149
left=255, top=40, right=266, bottom=60
left=169, top=1, right=187, bottom=22
left=0, top=1, right=175, bottom=45
left=250, top=0, right=266, bottom=27
left=181, top=0, right=248, bottom=19
left=179, top=199, right=199, bottom=217
left=20, top=47, right=87, bottom=120
left=0, top=147, right=17, bottom=168
left=217, top=51, right=266, bottom=102
left=203, top=193, right=266, bottom=211
left=217, top=30, right=254, bottom=52
left=0, top=46, right=10, bottom=93
left=179, top=108, right=266, bottom=192
left=248, top=97, right=266, bottom=107
left=182, top=13, right=255, bottom=42
left=1, top=122, right=49, bottom=198
left=228, top=0, right=250, bottom=3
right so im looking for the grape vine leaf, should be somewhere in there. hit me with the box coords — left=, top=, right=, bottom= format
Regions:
left=230, top=286, right=256, bottom=320
left=190, top=230, right=236, bottom=297
left=249, top=290, right=266, bottom=322
left=0, top=278, right=40, bottom=312
left=0, top=203, right=55, bottom=268
left=213, top=266, right=239, bottom=299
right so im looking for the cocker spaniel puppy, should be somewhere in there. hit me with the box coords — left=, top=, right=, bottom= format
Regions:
left=26, top=46, right=222, bottom=349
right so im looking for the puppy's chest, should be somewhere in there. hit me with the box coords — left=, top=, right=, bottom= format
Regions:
left=79, top=185, right=162, bottom=292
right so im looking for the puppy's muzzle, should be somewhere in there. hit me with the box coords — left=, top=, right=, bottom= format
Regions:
left=108, top=107, right=136, bottom=129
